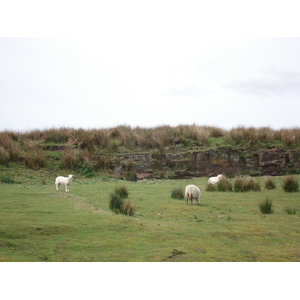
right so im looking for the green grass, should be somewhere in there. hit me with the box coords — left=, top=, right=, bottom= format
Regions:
left=0, top=171, right=299, bottom=262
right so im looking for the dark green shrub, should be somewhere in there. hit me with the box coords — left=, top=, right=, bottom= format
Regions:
left=259, top=198, right=274, bottom=214
left=109, top=186, right=133, bottom=215
left=282, top=176, right=299, bottom=192
left=115, top=185, right=129, bottom=199
left=264, top=177, right=276, bottom=190
left=171, top=187, right=185, bottom=199
left=109, top=193, right=124, bottom=213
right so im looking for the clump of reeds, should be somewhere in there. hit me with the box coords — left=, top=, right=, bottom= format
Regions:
left=264, top=177, right=276, bottom=190
left=171, top=187, right=185, bottom=199
left=0, top=132, right=20, bottom=164
left=259, top=198, right=274, bottom=214
left=61, top=148, right=77, bottom=170
left=276, top=128, right=300, bottom=146
left=233, top=175, right=261, bottom=192
left=282, top=176, right=299, bottom=192
left=121, top=200, right=136, bottom=216
left=0, top=146, right=10, bottom=165
left=96, top=156, right=113, bottom=171
left=216, top=175, right=233, bottom=191
left=21, top=140, right=46, bottom=169
left=205, top=175, right=232, bottom=192
left=114, top=185, right=129, bottom=199
left=109, top=186, right=135, bottom=216
left=205, top=183, right=218, bottom=191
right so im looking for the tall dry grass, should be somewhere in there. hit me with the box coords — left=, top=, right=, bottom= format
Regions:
left=0, top=132, right=21, bottom=164
left=1, top=125, right=300, bottom=156
left=22, top=140, right=46, bottom=169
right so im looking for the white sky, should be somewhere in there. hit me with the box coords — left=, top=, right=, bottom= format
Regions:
left=1, top=1, right=300, bottom=131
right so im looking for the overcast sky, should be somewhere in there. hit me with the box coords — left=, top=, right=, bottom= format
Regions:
left=1, top=1, right=300, bottom=132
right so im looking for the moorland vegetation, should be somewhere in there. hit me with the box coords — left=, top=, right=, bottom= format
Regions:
left=1, top=125, right=300, bottom=177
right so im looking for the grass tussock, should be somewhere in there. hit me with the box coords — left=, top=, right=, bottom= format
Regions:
left=259, top=198, right=274, bottom=214
left=0, top=132, right=21, bottom=164
left=233, top=175, right=261, bottom=192
left=22, top=140, right=46, bottom=169
left=284, top=207, right=297, bottom=215
left=264, top=177, right=276, bottom=190
left=282, top=176, right=299, bottom=192
left=205, top=175, right=232, bottom=192
left=171, top=187, right=185, bottom=199
left=109, top=186, right=135, bottom=216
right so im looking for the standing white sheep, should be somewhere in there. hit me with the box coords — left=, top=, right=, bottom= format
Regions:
left=208, top=174, right=223, bottom=185
left=185, top=185, right=201, bottom=205
left=55, top=174, right=73, bottom=192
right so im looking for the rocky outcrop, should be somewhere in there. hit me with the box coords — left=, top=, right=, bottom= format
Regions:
left=95, top=147, right=300, bottom=179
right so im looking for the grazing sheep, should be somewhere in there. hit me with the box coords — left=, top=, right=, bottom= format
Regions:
left=55, top=174, right=73, bottom=192
left=208, top=174, right=223, bottom=185
left=185, top=185, right=201, bottom=205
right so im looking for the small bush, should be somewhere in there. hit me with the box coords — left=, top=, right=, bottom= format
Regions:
left=282, top=176, right=299, bottom=192
left=233, top=176, right=261, bottom=192
left=284, top=207, right=297, bottom=215
left=259, top=198, right=274, bottom=214
left=171, top=187, right=185, bottom=199
left=264, top=177, right=276, bottom=190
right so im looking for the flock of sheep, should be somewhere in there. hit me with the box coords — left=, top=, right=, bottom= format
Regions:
left=55, top=174, right=224, bottom=205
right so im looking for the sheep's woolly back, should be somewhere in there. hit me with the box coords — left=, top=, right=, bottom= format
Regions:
left=185, top=184, right=201, bottom=204
left=208, top=174, right=223, bottom=184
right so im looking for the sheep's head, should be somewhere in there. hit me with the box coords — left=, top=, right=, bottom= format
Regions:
left=217, top=174, right=223, bottom=178
left=69, top=174, right=74, bottom=178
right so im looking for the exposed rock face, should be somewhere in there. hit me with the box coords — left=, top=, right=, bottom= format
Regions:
left=97, top=147, right=300, bottom=179
left=258, top=148, right=287, bottom=176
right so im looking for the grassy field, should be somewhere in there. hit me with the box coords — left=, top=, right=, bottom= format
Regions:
left=0, top=171, right=299, bottom=262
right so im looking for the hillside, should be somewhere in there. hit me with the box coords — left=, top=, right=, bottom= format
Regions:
left=1, top=125, right=300, bottom=181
